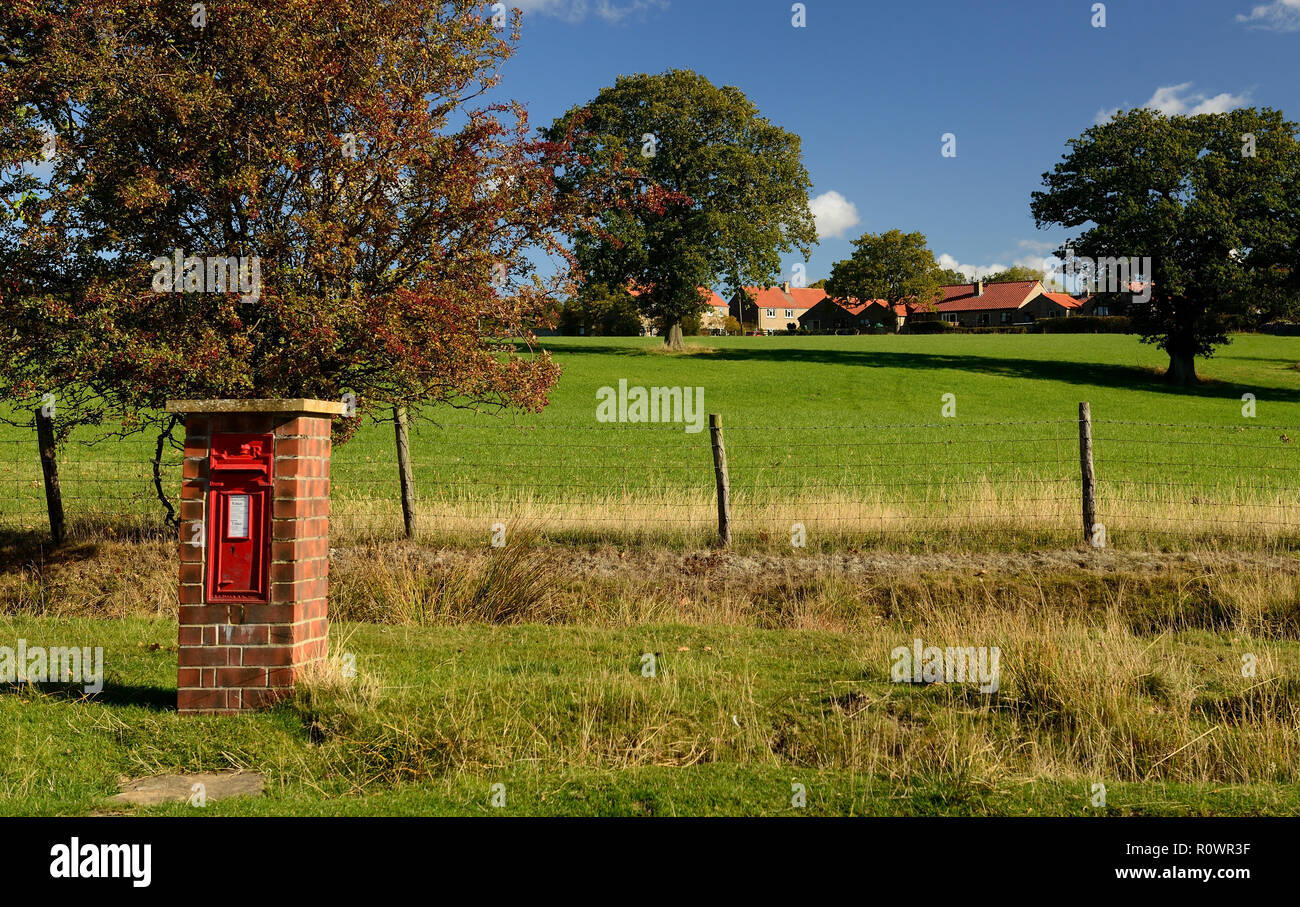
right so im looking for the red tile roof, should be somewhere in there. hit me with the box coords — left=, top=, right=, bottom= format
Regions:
left=934, top=281, right=1041, bottom=312
left=1041, top=292, right=1086, bottom=310
left=703, top=289, right=729, bottom=310
left=740, top=286, right=827, bottom=311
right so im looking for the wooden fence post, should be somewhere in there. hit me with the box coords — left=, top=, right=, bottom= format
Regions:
left=1078, top=402, right=1097, bottom=546
left=34, top=407, right=66, bottom=545
left=709, top=413, right=731, bottom=547
left=393, top=405, right=416, bottom=539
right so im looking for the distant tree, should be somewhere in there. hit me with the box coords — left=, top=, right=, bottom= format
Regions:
left=984, top=266, right=1045, bottom=284
left=1032, top=107, right=1300, bottom=384
left=560, top=284, right=644, bottom=336
left=933, top=267, right=969, bottom=286
left=809, top=278, right=828, bottom=289
left=722, top=315, right=742, bottom=335
left=825, top=230, right=944, bottom=313
left=545, top=69, right=818, bottom=351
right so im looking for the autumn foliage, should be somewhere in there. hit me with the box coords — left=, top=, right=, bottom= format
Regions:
left=0, top=0, right=624, bottom=435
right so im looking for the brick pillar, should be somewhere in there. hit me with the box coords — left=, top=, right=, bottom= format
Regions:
left=165, top=399, right=345, bottom=714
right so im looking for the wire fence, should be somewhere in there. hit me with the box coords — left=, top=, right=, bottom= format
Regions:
left=1, top=413, right=1298, bottom=548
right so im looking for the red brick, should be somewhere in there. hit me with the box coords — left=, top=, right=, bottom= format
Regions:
left=275, top=438, right=311, bottom=457
left=178, top=646, right=232, bottom=667
left=272, top=498, right=309, bottom=521
left=243, top=603, right=296, bottom=624
left=216, top=666, right=267, bottom=687
left=296, top=598, right=328, bottom=621
left=178, top=688, right=227, bottom=712
left=242, top=646, right=293, bottom=667
left=265, top=667, right=296, bottom=687
left=219, top=624, right=268, bottom=645
left=178, top=667, right=203, bottom=687
left=268, top=624, right=296, bottom=645
left=178, top=626, right=203, bottom=646
left=180, top=604, right=229, bottom=624
left=213, top=414, right=273, bottom=434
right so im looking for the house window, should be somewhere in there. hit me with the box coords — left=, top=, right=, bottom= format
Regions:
left=942, top=313, right=956, bottom=323
left=784, top=309, right=793, bottom=318
left=1001, top=311, right=1010, bottom=323
left=766, top=308, right=775, bottom=317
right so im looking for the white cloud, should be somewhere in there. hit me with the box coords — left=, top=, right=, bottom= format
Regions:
left=937, top=251, right=1071, bottom=284
left=809, top=191, right=860, bottom=240
left=1236, top=0, right=1300, bottom=31
left=936, top=254, right=1006, bottom=280
left=1095, top=83, right=1252, bottom=123
left=508, top=0, right=669, bottom=24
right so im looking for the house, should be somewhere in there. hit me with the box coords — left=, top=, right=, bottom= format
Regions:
left=628, top=285, right=730, bottom=335
left=798, top=297, right=896, bottom=332
left=729, top=284, right=827, bottom=333
left=929, top=280, right=1082, bottom=326
left=699, top=289, right=731, bottom=332
left=1041, top=291, right=1088, bottom=314
left=1077, top=281, right=1145, bottom=317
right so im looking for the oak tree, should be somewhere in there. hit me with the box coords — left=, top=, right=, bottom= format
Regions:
left=1032, top=107, right=1300, bottom=384
left=545, top=69, right=817, bottom=350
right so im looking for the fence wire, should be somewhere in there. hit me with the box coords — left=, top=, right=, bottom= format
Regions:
left=0, top=417, right=1296, bottom=546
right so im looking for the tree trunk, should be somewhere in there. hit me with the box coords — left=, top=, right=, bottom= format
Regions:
left=1165, top=348, right=1197, bottom=385
left=664, top=322, right=685, bottom=351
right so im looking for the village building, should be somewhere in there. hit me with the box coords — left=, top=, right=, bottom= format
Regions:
left=927, top=280, right=1086, bottom=326
left=729, top=284, right=827, bottom=333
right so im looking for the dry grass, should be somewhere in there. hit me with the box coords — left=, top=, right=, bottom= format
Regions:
left=329, top=479, right=1300, bottom=549
left=2, top=534, right=1297, bottom=802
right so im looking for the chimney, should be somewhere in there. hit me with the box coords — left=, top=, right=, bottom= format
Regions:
left=781, top=281, right=790, bottom=293
left=973, top=280, right=985, bottom=297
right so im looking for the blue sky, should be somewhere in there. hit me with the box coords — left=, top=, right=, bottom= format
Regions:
left=495, top=0, right=1300, bottom=288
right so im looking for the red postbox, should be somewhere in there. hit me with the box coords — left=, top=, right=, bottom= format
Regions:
left=207, top=432, right=273, bottom=602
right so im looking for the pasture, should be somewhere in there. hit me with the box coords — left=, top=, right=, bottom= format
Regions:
left=2, top=332, right=1300, bottom=548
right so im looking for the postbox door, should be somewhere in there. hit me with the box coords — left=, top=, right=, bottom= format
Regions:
left=209, top=482, right=269, bottom=599
left=207, top=433, right=273, bottom=602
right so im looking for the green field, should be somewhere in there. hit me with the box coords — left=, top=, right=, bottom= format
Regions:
left=3, top=332, right=1299, bottom=547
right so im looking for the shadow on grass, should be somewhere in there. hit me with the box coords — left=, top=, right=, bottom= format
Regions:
left=0, top=525, right=172, bottom=577
left=0, top=531, right=103, bottom=575
left=542, top=341, right=1300, bottom=403
left=0, top=681, right=175, bottom=711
